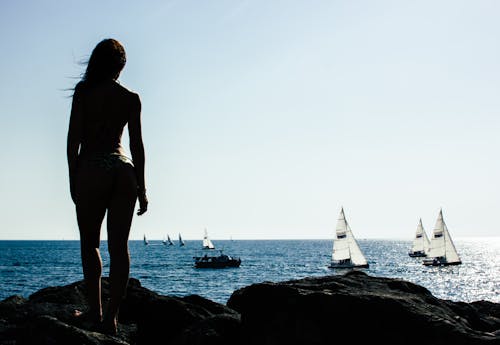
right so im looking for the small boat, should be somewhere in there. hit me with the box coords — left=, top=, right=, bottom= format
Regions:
left=163, top=234, right=174, bottom=246
left=194, top=250, right=241, bottom=268
left=179, top=233, right=185, bottom=247
left=202, top=228, right=215, bottom=249
left=408, top=218, right=430, bottom=257
left=329, top=207, right=369, bottom=269
left=423, top=209, right=462, bottom=266
left=143, top=234, right=148, bottom=245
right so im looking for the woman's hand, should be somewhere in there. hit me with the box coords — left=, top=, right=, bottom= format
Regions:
left=137, top=189, right=148, bottom=215
left=69, top=175, right=77, bottom=204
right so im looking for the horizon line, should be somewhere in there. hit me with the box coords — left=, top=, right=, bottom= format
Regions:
left=1, top=236, right=499, bottom=241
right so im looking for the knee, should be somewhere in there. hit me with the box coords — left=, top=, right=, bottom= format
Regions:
left=81, top=242, right=100, bottom=255
left=108, top=243, right=129, bottom=261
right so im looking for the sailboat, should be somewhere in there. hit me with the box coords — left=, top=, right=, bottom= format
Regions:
left=178, top=233, right=185, bottom=247
left=143, top=234, right=148, bottom=245
left=329, top=207, right=369, bottom=269
left=423, top=209, right=462, bottom=266
left=202, top=228, right=215, bottom=249
left=163, top=234, right=174, bottom=246
left=408, top=218, right=430, bottom=257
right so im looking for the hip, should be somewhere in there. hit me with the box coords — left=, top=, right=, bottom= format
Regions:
left=77, top=152, right=134, bottom=171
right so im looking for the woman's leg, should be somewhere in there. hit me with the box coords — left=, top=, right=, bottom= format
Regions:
left=76, top=205, right=106, bottom=322
left=103, top=164, right=137, bottom=333
left=75, top=167, right=111, bottom=322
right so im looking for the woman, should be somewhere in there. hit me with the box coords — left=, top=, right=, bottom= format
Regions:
left=67, top=38, right=148, bottom=334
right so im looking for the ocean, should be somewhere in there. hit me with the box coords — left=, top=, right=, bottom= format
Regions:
left=0, top=239, right=499, bottom=304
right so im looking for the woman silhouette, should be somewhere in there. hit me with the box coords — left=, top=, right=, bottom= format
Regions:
left=67, top=38, right=148, bottom=334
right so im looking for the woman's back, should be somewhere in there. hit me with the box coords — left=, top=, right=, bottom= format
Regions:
left=76, top=80, right=139, bottom=157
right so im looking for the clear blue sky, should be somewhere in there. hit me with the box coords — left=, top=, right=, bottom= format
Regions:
left=0, top=0, right=499, bottom=240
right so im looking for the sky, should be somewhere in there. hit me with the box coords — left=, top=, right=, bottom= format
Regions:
left=0, top=0, right=499, bottom=240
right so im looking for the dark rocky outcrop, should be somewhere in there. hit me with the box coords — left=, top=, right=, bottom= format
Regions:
left=227, top=271, right=500, bottom=345
left=1, top=272, right=499, bottom=345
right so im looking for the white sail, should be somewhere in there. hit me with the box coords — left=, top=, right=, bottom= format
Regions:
left=426, top=209, right=461, bottom=264
left=202, top=228, right=215, bottom=249
left=410, top=218, right=430, bottom=254
left=331, top=208, right=368, bottom=267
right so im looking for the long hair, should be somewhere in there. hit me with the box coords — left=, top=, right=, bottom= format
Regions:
left=80, top=38, right=126, bottom=86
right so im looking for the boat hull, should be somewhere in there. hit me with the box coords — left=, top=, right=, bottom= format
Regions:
left=194, top=254, right=241, bottom=269
left=423, top=257, right=462, bottom=266
left=195, top=260, right=241, bottom=269
left=329, top=262, right=369, bottom=269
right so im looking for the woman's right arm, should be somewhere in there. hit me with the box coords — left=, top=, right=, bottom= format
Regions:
left=128, top=93, right=148, bottom=215
left=67, top=87, right=83, bottom=204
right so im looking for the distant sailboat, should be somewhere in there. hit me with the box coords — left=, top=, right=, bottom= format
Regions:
left=179, top=233, right=185, bottom=247
left=202, top=228, right=215, bottom=249
left=408, top=218, right=430, bottom=257
left=163, top=234, right=174, bottom=246
left=143, top=234, right=148, bottom=246
left=423, top=209, right=462, bottom=266
left=329, top=208, right=369, bottom=269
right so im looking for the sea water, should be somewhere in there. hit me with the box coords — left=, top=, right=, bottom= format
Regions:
left=0, top=239, right=499, bottom=304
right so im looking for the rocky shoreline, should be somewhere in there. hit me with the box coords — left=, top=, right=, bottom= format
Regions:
left=1, top=271, right=499, bottom=345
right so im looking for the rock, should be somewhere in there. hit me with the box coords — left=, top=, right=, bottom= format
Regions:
left=23, top=315, right=129, bottom=345
left=227, top=271, right=500, bottom=345
left=0, top=277, right=240, bottom=345
left=119, top=279, right=240, bottom=345
left=1, top=272, right=499, bottom=345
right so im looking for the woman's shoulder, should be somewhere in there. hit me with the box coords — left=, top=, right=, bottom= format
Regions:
left=73, top=81, right=87, bottom=95
left=113, top=82, right=141, bottom=103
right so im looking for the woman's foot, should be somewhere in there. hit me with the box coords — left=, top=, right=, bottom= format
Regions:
left=72, top=309, right=102, bottom=331
left=100, top=316, right=118, bottom=335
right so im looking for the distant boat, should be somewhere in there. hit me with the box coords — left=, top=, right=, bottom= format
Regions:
left=329, top=207, right=369, bottom=269
left=163, top=234, right=173, bottom=246
left=193, top=249, right=241, bottom=268
left=179, top=233, right=185, bottom=247
left=202, top=228, right=215, bottom=249
left=143, top=234, right=148, bottom=245
left=167, top=235, right=173, bottom=245
left=423, top=209, right=462, bottom=266
left=408, top=218, right=430, bottom=257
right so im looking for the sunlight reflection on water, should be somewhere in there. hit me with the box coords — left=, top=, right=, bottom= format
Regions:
left=1, top=238, right=499, bottom=304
